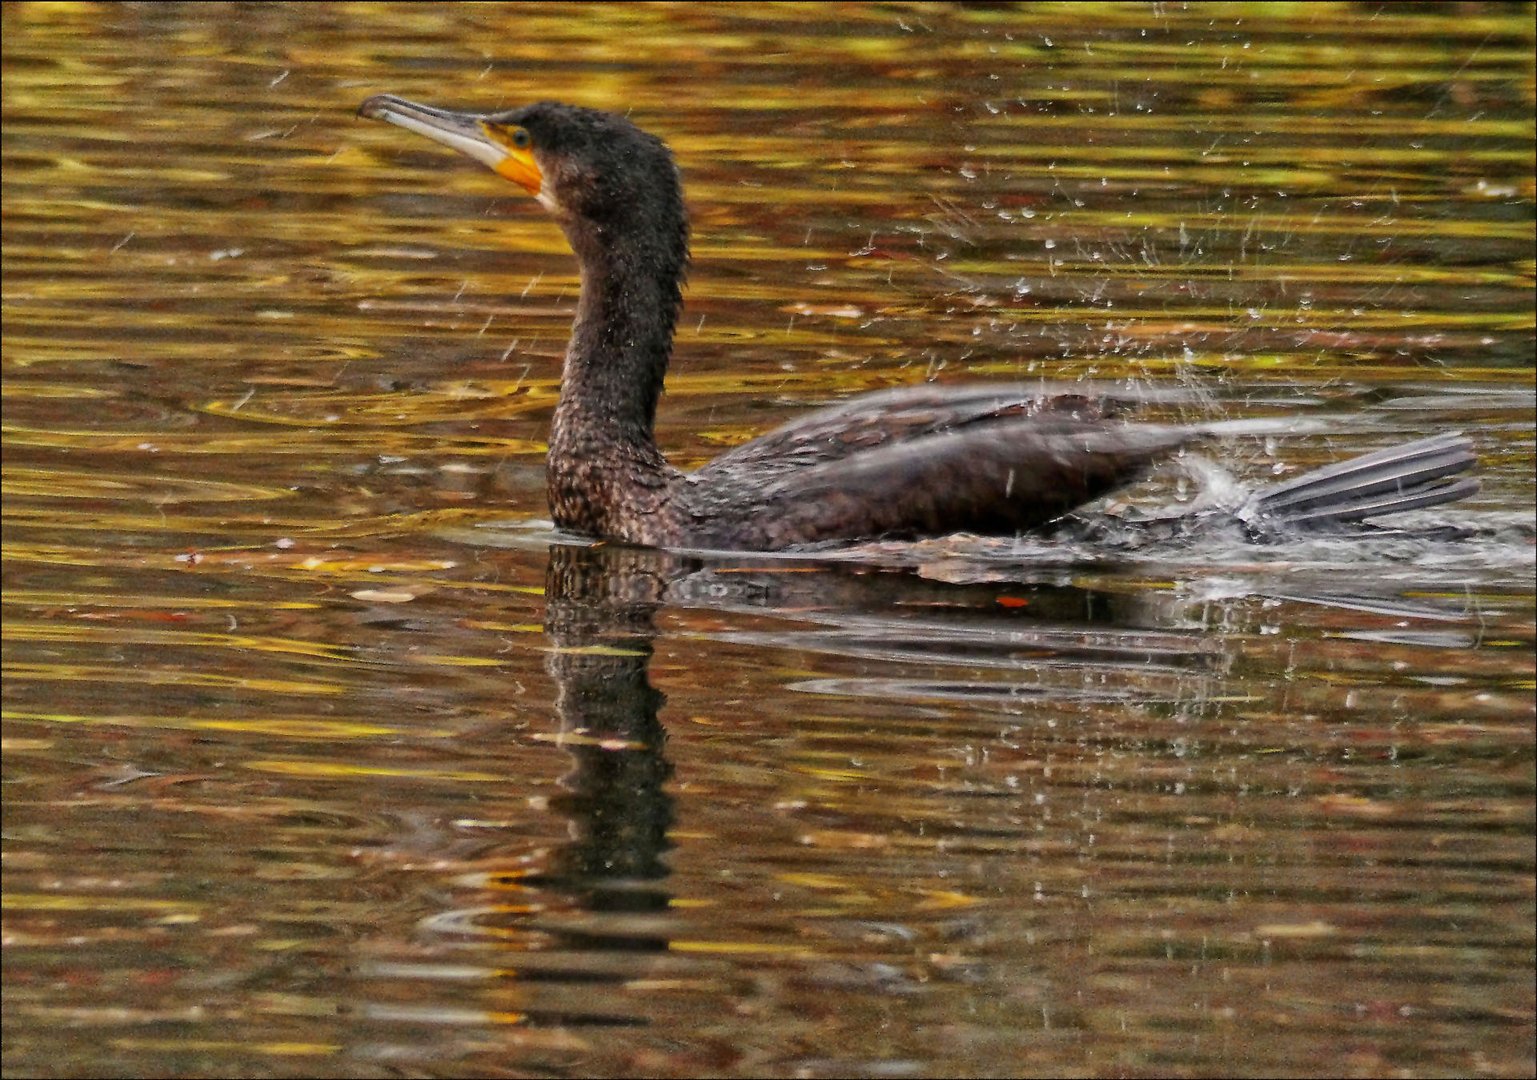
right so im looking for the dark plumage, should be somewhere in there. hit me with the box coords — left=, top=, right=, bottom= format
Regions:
left=357, top=95, right=1477, bottom=551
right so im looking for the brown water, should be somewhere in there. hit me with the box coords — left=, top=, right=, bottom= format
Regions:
left=3, top=3, right=1534, bottom=1078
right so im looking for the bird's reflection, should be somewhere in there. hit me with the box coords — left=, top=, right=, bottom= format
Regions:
left=533, top=542, right=691, bottom=950
left=530, top=535, right=1487, bottom=932
left=530, top=539, right=1219, bottom=933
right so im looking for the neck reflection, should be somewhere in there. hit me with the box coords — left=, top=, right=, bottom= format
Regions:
left=537, top=542, right=692, bottom=947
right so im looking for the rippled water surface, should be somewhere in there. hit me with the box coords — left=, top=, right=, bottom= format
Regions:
left=3, top=3, right=1534, bottom=1078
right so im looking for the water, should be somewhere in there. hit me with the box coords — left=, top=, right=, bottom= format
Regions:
left=3, top=4, right=1533, bottom=1077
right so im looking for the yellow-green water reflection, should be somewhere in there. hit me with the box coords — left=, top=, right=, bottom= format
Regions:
left=3, top=3, right=1533, bottom=1078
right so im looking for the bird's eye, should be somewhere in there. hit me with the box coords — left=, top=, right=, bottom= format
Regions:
left=510, top=127, right=532, bottom=149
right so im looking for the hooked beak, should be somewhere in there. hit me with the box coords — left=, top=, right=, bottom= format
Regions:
left=357, top=93, right=543, bottom=196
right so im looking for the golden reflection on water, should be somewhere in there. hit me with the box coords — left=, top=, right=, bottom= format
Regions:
left=3, top=2, right=1534, bottom=1078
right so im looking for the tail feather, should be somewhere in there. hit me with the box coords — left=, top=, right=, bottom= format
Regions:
left=1246, top=433, right=1478, bottom=530
left=1275, top=476, right=1481, bottom=527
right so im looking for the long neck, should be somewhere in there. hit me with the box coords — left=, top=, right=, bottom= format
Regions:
left=546, top=212, right=689, bottom=537
left=553, top=221, right=683, bottom=455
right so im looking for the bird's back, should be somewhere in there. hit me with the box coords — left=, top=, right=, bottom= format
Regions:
left=682, top=388, right=1192, bottom=549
